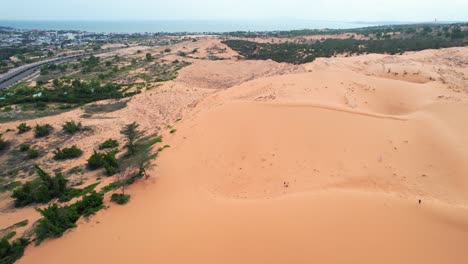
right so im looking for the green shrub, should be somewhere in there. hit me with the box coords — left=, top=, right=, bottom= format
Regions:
left=11, top=166, right=68, bottom=207
left=87, top=151, right=104, bottom=170
left=34, top=124, right=53, bottom=138
left=53, top=146, right=82, bottom=160
left=164, top=48, right=171, bottom=52
left=145, top=53, right=153, bottom=61
left=34, top=203, right=80, bottom=244
left=87, top=150, right=119, bottom=175
left=0, top=135, right=7, bottom=151
left=0, top=236, right=29, bottom=264
left=19, top=143, right=30, bottom=152
left=34, top=191, right=103, bottom=244
left=0, top=181, right=21, bottom=193
left=62, top=121, right=82, bottom=134
left=26, top=148, right=39, bottom=159
left=75, top=191, right=104, bottom=217
left=111, top=193, right=130, bottom=205
left=98, top=138, right=118, bottom=150
left=17, top=123, right=31, bottom=134
left=104, top=163, right=117, bottom=176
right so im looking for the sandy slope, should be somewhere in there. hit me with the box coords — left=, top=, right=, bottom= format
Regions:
left=14, top=47, right=468, bottom=263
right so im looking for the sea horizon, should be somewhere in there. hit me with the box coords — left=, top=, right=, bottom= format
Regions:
left=0, top=19, right=436, bottom=33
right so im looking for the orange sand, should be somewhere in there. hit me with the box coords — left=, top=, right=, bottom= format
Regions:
left=7, top=45, right=468, bottom=263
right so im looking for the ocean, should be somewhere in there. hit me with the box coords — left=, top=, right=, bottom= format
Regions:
left=0, top=20, right=385, bottom=33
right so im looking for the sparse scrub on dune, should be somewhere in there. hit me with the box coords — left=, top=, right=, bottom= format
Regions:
left=34, top=124, right=53, bottom=138
left=62, top=121, right=82, bottom=134
left=17, top=123, right=31, bottom=134
left=53, top=146, right=83, bottom=160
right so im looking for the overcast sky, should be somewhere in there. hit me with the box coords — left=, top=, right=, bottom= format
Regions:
left=1, top=0, right=467, bottom=22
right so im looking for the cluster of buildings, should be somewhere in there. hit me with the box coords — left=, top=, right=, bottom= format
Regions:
left=0, top=27, right=117, bottom=48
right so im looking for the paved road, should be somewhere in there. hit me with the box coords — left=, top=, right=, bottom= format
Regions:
left=0, top=48, right=121, bottom=89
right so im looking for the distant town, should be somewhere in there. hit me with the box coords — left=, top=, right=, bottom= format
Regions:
left=0, top=26, right=190, bottom=74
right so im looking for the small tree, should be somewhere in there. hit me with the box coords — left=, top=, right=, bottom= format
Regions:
left=120, top=122, right=144, bottom=156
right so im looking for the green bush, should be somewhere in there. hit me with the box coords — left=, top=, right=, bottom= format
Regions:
left=111, top=193, right=130, bottom=205
left=26, top=148, right=39, bottom=159
left=0, top=135, right=7, bottom=151
left=34, top=124, right=53, bottom=138
left=87, top=151, right=104, bottom=170
left=11, top=166, right=68, bottom=207
left=87, top=150, right=119, bottom=175
left=11, top=166, right=99, bottom=208
left=62, top=121, right=82, bottom=134
left=17, top=123, right=31, bottom=134
left=19, top=143, right=30, bottom=152
left=53, top=146, right=83, bottom=160
left=34, top=191, right=103, bottom=244
left=75, top=191, right=104, bottom=217
left=145, top=53, right=153, bottom=61
left=34, top=203, right=80, bottom=244
left=104, top=163, right=117, bottom=176
left=0, top=236, right=29, bottom=264
left=98, top=138, right=118, bottom=150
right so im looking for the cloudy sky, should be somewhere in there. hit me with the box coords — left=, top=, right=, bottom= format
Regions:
left=1, top=0, right=467, bottom=22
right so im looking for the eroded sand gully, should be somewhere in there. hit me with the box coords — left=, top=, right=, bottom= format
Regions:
left=11, top=46, right=468, bottom=263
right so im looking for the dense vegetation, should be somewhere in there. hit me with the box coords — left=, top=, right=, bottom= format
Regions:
left=222, top=23, right=467, bottom=64
left=11, top=166, right=97, bottom=207
left=11, top=166, right=68, bottom=207
left=34, top=191, right=104, bottom=244
left=225, top=23, right=468, bottom=39
left=0, top=236, right=29, bottom=264
left=0, top=79, right=125, bottom=108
